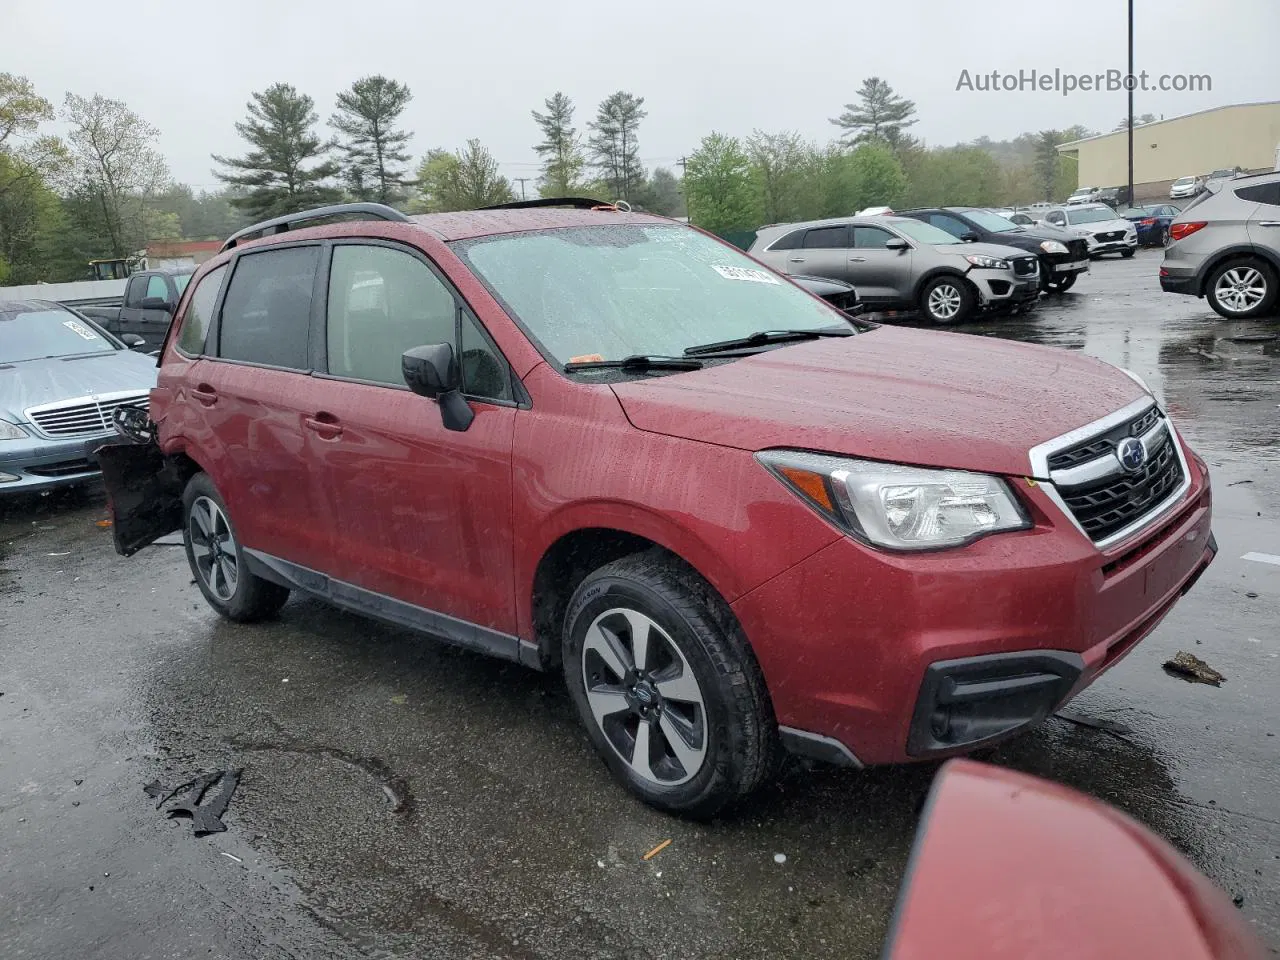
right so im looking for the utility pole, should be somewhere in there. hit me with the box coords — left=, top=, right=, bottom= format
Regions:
left=1127, top=0, right=1135, bottom=206
left=677, top=156, right=691, bottom=225
left=514, top=178, right=530, bottom=201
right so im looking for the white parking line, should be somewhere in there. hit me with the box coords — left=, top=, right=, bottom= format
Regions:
left=1242, top=552, right=1280, bottom=567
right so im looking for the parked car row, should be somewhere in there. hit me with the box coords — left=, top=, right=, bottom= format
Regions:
left=749, top=209, right=1070, bottom=324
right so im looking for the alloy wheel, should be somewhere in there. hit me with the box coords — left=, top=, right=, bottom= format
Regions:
left=927, top=283, right=963, bottom=321
left=189, top=496, right=239, bottom=602
left=580, top=608, right=708, bottom=786
left=1214, top=267, right=1267, bottom=314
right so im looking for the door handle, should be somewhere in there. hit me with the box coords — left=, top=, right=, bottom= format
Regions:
left=849, top=257, right=867, bottom=262
left=788, top=257, right=806, bottom=263
left=1258, top=221, right=1280, bottom=227
left=192, top=384, right=218, bottom=406
left=303, top=413, right=343, bottom=439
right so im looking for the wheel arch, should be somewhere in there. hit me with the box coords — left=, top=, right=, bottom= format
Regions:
left=911, top=266, right=976, bottom=304
left=523, top=508, right=746, bottom=671
left=1195, top=244, right=1279, bottom=296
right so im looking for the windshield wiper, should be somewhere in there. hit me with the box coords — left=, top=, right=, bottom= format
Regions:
left=563, top=354, right=704, bottom=373
left=683, top=328, right=854, bottom=358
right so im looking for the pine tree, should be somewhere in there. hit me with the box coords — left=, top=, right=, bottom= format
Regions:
left=213, top=83, right=342, bottom=220
left=330, top=76, right=413, bottom=203
left=531, top=92, right=586, bottom=197
left=831, top=77, right=917, bottom=146
left=588, top=92, right=647, bottom=202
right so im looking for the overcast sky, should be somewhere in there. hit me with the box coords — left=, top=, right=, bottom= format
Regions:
left=7, top=0, right=1279, bottom=190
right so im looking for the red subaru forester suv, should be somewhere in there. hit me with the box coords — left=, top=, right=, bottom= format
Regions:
left=101, top=200, right=1215, bottom=816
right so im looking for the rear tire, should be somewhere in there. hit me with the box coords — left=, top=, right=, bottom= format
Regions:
left=1204, top=257, right=1279, bottom=320
left=919, top=276, right=975, bottom=325
left=182, top=473, right=289, bottom=622
left=563, top=550, right=780, bottom=818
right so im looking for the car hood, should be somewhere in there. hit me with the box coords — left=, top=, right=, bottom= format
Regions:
left=931, top=241, right=1033, bottom=261
left=1005, top=222, right=1081, bottom=244
left=610, top=327, right=1145, bottom=476
left=1075, top=218, right=1133, bottom=234
left=0, top=350, right=156, bottom=422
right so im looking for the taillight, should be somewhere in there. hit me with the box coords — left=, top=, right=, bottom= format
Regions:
left=1169, top=221, right=1207, bottom=242
left=1140, top=218, right=1155, bottom=227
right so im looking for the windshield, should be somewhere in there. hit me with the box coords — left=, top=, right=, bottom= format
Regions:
left=1065, top=207, right=1120, bottom=225
left=1208, top=170, right=1234, bottom=179
left=1069, top=188, right=1093, bottom=197
left=964, top=210, right=1020, bottom=233
left=0, top=306, right=118, bottom=363
left=893, top=219, right=963, bottom=245
left=1173, top=177, right=1196, bottom=186
left=453, top=225, right=848, bottom=365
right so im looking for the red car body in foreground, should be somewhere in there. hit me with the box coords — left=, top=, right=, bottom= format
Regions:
left=100, top=201, right=1215, bottom=814
left=887, top=761, right=1265, bottom=960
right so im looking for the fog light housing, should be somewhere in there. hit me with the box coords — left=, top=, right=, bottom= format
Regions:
left=0, top=472, right=21, bottom=483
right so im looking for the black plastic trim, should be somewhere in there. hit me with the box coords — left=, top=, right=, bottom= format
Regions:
left=907, top=650, right=1085, bottom=756
left=779, top=726, right=864, bottom=768
left=222, top=202, right=410, bottom=251
left=243, top=549, right=524, bottom=664
left=479, top=197, right=609, bottom=211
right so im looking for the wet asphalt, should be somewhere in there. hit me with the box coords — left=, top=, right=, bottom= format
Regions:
left=2, top=248, right=1278, bottom=959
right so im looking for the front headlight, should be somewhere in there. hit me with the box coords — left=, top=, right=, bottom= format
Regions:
left=1040, top=240, right=1069, bottom=255
left=964, top=254, right=1010, bottom=269
left=0, top=420, right=29, bottom=441
left=758, top=451, right=1031, bottom=551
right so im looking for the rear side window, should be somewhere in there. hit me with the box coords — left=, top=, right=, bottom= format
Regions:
left=803, top=226, right=849, bottom=249
left=177, top=264, right=228, bottom=355
left=218, top=246, right=319, bottom=370
left=326, top=244, right=457, bottom=386
left=767, top=230, right=805, bottom=251
left=1236, top=182, right=1280, bottom=207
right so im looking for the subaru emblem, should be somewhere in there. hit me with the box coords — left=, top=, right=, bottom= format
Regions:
left=1117, top=437, right=1146, bottom=472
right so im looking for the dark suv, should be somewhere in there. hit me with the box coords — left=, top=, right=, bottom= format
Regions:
left=99, top=201, right=1215, bottom=816
left=899, top=208, right=1090, bottom=292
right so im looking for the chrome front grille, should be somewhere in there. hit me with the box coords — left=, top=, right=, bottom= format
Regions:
left=1034, top=400, right=1190, bottom=547
left=25, top=392, right=150, bottom=440
left=1095, top=230, right=1125, bottom=242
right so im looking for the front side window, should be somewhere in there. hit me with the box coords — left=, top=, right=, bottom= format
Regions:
left=124, top=276, right=147, bottom=308
left=146, top=275, right=168, bottom=300
left=217, top=246, right=319, bottom=370
left=852, top=226, right=895, bottom=248
left=0, top=305, right=118, bottom=363
left=326, top=244, right=457, bottom=386
left=178, top=264, right=228, bottom=355
left=453, top=224, right=846, bottom=365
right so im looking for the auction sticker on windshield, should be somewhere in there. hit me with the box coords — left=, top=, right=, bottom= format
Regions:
left=62, top=319, right=100, bottom=340
left=712, top=265, right=779, bottom=284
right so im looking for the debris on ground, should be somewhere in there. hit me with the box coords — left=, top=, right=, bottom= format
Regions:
left=143, top=769, right=244, bottom=836
left=1229, top=333, right=1277, bottom=343
left=1054, top=709, right=1136, bottom=742
left=1227, top=479, right=1254, bottom=486
left=1163, top=651, right=1226, bottom=686
left=1245, top=592, right=1258, bottom=599
left=95, top=519, right=112, bottom=528
left=774, top=853, right=787, bottom=864
left=220, top=852, right=243, bottom=863
left=643, top=839, right=672, bottom=861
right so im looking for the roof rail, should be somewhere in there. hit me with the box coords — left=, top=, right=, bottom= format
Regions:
left=480, top=197, right=610, bottom=211
left=221, top=202, right=412, bottom=251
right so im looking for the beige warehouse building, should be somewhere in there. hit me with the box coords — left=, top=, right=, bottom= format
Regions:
left=1057, top=101, right=1280, bottom=201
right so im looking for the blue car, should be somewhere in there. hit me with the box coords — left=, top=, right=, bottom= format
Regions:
left=1122, top=204, right=1181, bottom=247
left=1, top=300, right=157, bottom=495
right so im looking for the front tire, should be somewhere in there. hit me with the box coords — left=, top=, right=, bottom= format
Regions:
left=1205, top=258, right=1279, bottom=320
left=1047, top=273, right=1078, bottom=292
left=1121, top=247, right=1136, bottom=259
left=183, top=473, right=289, bottom=622
left=563, top=551, right=779, bottom=817
left=919, top=276, right=975, bottom=325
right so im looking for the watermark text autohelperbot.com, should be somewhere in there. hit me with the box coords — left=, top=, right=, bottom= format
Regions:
left=956, top=69, right=1211, bottom=96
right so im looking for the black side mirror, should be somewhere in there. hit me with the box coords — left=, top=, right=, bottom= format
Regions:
left=140, top=296, right=173, bottom=312
left=402, top=343, right=474, bottom=432
left=961, top=231, right=980, bottom=242
left=121, top=334, right=146, bottom=348
left=885, top=237, right=909, bottom=251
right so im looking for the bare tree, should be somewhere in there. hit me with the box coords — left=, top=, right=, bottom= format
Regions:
left=63, top=93, right=168, bottom=256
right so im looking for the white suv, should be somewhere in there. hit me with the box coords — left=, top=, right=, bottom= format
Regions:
left=1041, top=205, right=1138, bottom=259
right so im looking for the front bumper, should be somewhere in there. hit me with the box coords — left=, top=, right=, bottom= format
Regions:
left=971, top=269, right=1041, bottom=307
left=1086, top=235, right=1139, bottom=256
left=0, top=429, right=113, bottom=494
left=732, top=438, right=1214, bottom=766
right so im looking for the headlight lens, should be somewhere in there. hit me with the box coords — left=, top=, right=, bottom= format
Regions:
left=758, top=451, right=1031, bottom=551
left=1040, top=240, right=1069, bottom=254
left=0, top=420, right=29, bottom=441
left=964, top=254, right=1010, bottom=269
